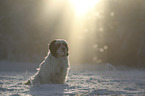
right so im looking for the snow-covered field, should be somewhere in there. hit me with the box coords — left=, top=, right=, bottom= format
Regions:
left=0, top=62, right=145, bottom=96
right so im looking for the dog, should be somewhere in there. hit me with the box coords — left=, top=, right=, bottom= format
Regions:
left=24, top=39, right=70, bottom=85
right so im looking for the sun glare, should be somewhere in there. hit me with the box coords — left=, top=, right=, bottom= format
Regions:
left=69, top=0, right=100, bottom=16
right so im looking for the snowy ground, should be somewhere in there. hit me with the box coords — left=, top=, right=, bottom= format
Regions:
left=0, top=62, right=145, bottom=96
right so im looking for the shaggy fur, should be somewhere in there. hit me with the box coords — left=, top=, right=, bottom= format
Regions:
left=24, top=39, right=70, bottom=85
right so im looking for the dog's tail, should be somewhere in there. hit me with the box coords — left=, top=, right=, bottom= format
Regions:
left=23, top=80, right=31, bottom=85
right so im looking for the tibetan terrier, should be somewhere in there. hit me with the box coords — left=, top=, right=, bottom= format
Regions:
left=24, top=39, right=70, bottom=85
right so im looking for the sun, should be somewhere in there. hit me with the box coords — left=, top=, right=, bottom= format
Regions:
left=69, top=0, right=100, bottom=16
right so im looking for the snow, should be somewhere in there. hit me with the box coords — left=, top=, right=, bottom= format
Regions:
left=0, top=61, right=145, bottom=96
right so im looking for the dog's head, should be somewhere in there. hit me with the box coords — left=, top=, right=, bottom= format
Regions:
left=49, top=39, right=69, bottom=57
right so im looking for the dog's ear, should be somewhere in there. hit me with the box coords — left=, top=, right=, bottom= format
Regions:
left=49, top=40, right=57, bottom=57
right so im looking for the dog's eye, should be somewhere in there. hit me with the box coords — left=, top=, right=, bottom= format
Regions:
left=56, top=43, right=61, bottom=48
left=62, top=43, right=67, bottom=47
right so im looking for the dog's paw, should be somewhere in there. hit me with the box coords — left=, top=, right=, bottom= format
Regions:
left=23, top=80, right=31, bottom=85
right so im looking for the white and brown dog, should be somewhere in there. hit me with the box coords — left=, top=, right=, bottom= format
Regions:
left=24, top=39, right=70, bottom=85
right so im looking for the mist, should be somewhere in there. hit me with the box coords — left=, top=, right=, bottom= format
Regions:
left=0, top=0, right=145, bottom=70
left=0, top=1, right=145, bottom=95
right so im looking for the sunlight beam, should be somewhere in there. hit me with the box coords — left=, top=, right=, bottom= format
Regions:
left=39, top=0, right=103, bottom=64
left=68, top=0, right=102, bottom=64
